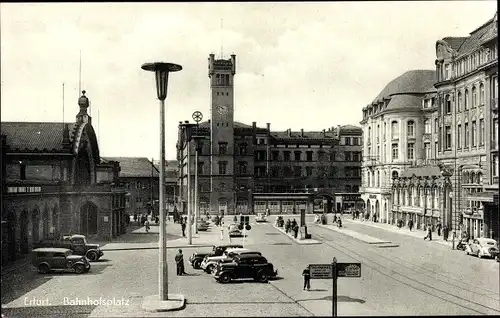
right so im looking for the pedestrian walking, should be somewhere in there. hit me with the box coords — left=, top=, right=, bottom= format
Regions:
left=424, top=224, right=433, bottom=241
left=443, top=225, right=449, bottom=241
left=302, top=266, right=311, bottom=291
left=144, top=219, right=150, bottom=233
left=181, top=220, right=186, bottom=237
left=175, top=249, right=186, bottom=275
left=408, top=219, right=414, bottom=231
left=436, top=221, right=442, bottom=237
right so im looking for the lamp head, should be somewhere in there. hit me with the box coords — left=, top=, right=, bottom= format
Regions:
left=141, top=62, right=182, bottom=100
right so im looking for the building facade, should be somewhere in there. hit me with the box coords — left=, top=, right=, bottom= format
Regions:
left=177, top=54, right=363, bottom=215
left=103, top=157, right=159, bottom=217
left=360, top=12, right=498, bottom=240
left=433, top=13, right=498, bottom=239
left=1, top=91, right=127, bottom=265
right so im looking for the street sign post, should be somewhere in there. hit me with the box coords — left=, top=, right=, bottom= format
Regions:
left=309, top=258, right=361, bottom=317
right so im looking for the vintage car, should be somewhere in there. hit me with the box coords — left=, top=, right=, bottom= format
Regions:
left=33, top=234, right=103, bottom=261
left=228, top=223, right=243, bottom=237
left=213, top=254, right=278, bottom=283
left=188, top=244, right=243, bottom=269
left=31, top=247, right=91, bottom=274
left=465, top=238, right=499, bottom=259
left=255, top=213, right=267, bottom=223
left=197, top=219, right=210, bottom=231
left=201, top=248, right=261, bottom=273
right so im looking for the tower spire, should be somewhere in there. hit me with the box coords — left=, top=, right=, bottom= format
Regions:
left=220, top=18, right=224, bottom=59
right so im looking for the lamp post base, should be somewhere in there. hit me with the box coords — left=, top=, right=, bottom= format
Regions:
left=142, top=294, right=186, bottom=312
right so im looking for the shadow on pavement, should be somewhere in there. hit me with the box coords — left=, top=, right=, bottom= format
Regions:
left=316, top=295, right=366, bottom=303
left=179, top=272, right=201, bottom=277
left=1, top=273, right=52, bottom=305
left=1, top=305, right=96, bottom=317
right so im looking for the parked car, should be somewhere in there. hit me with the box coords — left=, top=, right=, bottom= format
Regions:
left=201, top=248, right=261, bottom=273
left=213, top=254, right=278, bottom=283
left=33, top=234, right=103, bottom=261
left=197, top=219, right=210, bottom=231
left=255, top=213, right=267, bottom=223
left=189, top=244, right=243, bottom=269
left=228, top=224, right=243, bottom=237
left=465, top=238, right=499, bottom=259
left=31, top=247, right=91, bottom=274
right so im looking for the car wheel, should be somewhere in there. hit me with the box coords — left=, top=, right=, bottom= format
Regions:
left=219, top=272, right=232, bottom=284
left=206, top=264, right=214, bottom=273
left=38, top=263, right=50, bottom=274
left=86, top=251, right=98, bottom=262
left=257, top=271, right=269, bottom=283
left=74, top=264, right=86, bottom=274
left=193, top=259, right=202, bottom=269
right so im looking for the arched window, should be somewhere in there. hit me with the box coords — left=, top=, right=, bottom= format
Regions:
left=392, top=171, right=399, bottom=179
left=377, top=171, right=380, bottom=187
left=479, top=83, right=484, bottom=105
left=225, top=74, right=230, bottom=86
left=457, top=91, right=462, bottom=112
left=463, top=171, right=469, bottom=184
left=391, top=121, right=398, bottom=139
left=407, top=187, right=412, bottom=206
left=477, top=172, right=482, bottom=184
left=472, top=86, right=477, bottom=107
left=368, top=126, right=372, bottom=143
left=464, top=89, right=469, bottom=109
left=367, top=171, right=371, bottom=187
left=470, top=172, right=476, bottom=184
left=407, top=120, right=415, bottom=137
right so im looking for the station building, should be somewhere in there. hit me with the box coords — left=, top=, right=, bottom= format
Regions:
left=1, top=91, right=127, bottom=264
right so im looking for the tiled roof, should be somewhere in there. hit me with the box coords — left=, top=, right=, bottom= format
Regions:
left=102, top=157, right=158, bottom=178
left=372, top=70, right=437, bottom=103
left=400, top=166, right=442, bottom=178
left=1, top=122, right=76, bottom=152
left=442, top=37, right=468, bottom=51
left=455, top=13, right=497, bottom=58
left=386, top=94, right=425, bottom=112
left=339, top=125, right=362, bottom=133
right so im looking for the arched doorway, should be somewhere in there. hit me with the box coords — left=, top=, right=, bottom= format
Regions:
left=42, top=207, right=49, bottom=239
left=80, top=202, right=98, bottom=236
left=375, top=200, right=380, bottom=222
left=7, top=210, right=17, bottom=261
left=31, top=208, right=40, bottom=243
left=20, top=210, right=29, bottom=254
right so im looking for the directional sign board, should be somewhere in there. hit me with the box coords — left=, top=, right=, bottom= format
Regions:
left=336, top=262, right=361, bottom=277
left=309, top=264, right=333, bottom=279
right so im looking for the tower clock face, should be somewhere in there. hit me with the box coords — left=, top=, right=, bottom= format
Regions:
left=217, top=105, right=229, bottom=115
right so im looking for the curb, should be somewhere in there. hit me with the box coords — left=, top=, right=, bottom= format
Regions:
left=272, top=225, right=322, bottom=245
left=142, top=294, right=186, bottom=312
left=101, top=244, right=215, bottom=251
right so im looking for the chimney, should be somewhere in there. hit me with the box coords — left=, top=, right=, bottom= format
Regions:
left=252, top=121, right=256, bottom=129
left=266, top=123, right=271, bottom=136
left=301, top=128, right=304, bottom=137
left=322, top=129, right=326, bottom=137
left=287, top=129, right=291, bottom=137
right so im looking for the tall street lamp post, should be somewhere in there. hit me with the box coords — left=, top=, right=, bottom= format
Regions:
left=141, top=62, right=182, bottom=301
left=180, top=121, right=197, bottom=244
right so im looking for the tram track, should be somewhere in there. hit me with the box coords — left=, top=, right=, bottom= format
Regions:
left=313, top=228, right=500, bottom=315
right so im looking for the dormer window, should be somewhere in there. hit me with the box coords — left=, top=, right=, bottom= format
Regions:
left=444, top=64, right=451, bottom=80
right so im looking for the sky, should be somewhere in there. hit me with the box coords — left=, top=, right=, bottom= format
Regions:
left=1, top=1, right=497, bottom=160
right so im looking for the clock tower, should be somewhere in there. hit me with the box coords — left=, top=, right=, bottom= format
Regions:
left=208, top=53, right=236, bottom=215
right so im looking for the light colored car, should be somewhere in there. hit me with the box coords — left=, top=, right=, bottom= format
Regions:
left=465, top=238, right=499, bottom=259
left=200, top=248, right=261, bottom=273
left=228, top=223, right=243, bottom=237
left=255, top=213, right=267, bottom=223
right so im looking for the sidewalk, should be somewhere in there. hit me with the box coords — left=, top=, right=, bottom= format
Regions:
left=317, top=224, right=399, bottom=248
left=344, top=218, right=454, bottom=247
left=272, top=225, right=322, bottom=245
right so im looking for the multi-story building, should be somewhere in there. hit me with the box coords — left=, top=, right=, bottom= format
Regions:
left=103, top=157, right=159, bottom=217
left=360, top=70, right=438, bottom=225
left=153, top=159, right=179, bottom=211
left=433, top=12, right=498, bottom=239
left=177, top=54, right=363, bottom=215
left=361, top=12, right=498, bottom=240
left=1, top=91, right=127, bottom=265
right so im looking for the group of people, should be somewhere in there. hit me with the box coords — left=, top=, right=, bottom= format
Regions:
left=395, top=218, right=450, bottom=242
left=285, top=219, right=300, bottom=238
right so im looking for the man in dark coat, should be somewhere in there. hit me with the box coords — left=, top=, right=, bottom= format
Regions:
left=302, top=266, right=311, bottom=291
left=181, top=220, right=186, bottom=237
left=408, top=219, right=414, bottom=231
left=443, top=225, right=449, bottom=241
left=175, top=249, right=186, bottom=275
left=424, top=224, right=433, bottom=241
